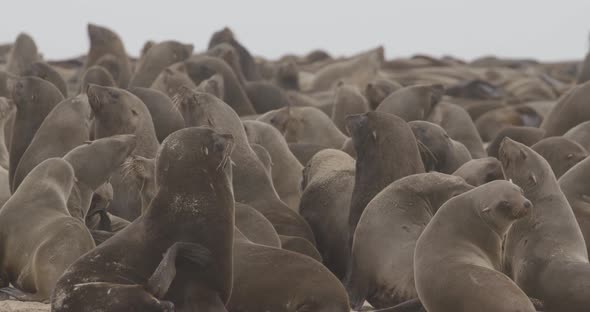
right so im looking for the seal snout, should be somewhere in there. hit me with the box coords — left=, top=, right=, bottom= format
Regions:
left=345, top=113, right=368, bottom=138
left=514, top=198, right=532, bottom=219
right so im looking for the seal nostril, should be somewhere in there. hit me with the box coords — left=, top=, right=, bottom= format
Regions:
left=524, top=201, right=531, bottom=209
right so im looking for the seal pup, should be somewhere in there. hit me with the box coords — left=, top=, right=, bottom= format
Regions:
left=51, top=127, right=235, bottom=312
left=332, top=84, right=369, bottom=134
left=9, top=76, right=64, bottom=191
left=364, top=79, right=403, bottom=110
left=87, top=84, right=159, bottom=220
left=563, top=120, right=590, bottom=151
left=78, top=65, right=116, bottom=93
left=541, top=80, right=590, bottom=136
left=348, top=173, right=473, bottom=309
left=559, top=156, right=590, bottom=254
left=299, top=149, right=355, bottom=279
left=129, top=41, right=194, bottom=88
left=409, top=121, right=472, bottom=173
left=151, top=66, right=198, bottom=99
left=376, top=84, right=444, bottom=122
left=6, top=33, right=39, bottom=75
left=500, top=138, right=590, bottom=312
left=12, top=95, right=92, bottom=191
left=23, top=62, right=68, bottom=97
left=173, top=89, right=315, bottom=243
left=486, top=126, right=545, bottom=158
left=347, top=111, right=425, bottom=245
left=243, top=120, right=303, bottom=211
left=414, top=180, right=535, bottom=312
left=452, top=157, right=505, bottom=186
left=130, top=87, right=185, bottom=143
left=208, top=27, right=261, bottom=81
left=0, top=158, right=95, bottom=302
left=531, top=136, right=587, bottom=178
left=85, top=23, right=132, bottom=88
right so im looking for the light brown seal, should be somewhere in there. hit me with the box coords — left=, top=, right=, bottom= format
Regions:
left=23, top=62, right=68, bottom=97
left=531, top=136, right=587, bottom=178
left=376, top=84, right=444, bottom=122
left=129, top=41, right=194, bottom=88
left=559, top=156, right=590, bottom=255
left=541, top=80, right=590, bottom=136
left=6, top=33, right=39, bottom=75
left=332, top=84, right=369, bottom=134
left=452, top=157, right=505, bottom=186
left=85, top=23, right=132, bottom=88
left=486, top=126, right=545, bottom=158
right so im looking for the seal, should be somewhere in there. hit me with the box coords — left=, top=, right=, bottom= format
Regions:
left=87, top=84, right=159, bottom=220
left=332, top=84, right=369, bottom=134
left=500, top=138, right=590, bottom=312
left=130, top=87, right=185, bottom=143
left=564, top=120, right=590, bottom=151
left=475, top=104, right=544, bottom=141
left=257, top=106, right=347, bottom=149
left=23, top=61, right=68, bottom=97
left=299, top=149, right=355, bottom=279
left=486, top=126, right=545, bottom=158
left=541, top=80, right=590, bottom=136
left=559, top=156, right=590, bottom=254
left=9, top=76, right=64, bottom=191
left=85, top=23, right=132, bottom=88
left=346, top=111, right=425, bottom=246
left=531, top=136, right=587, bottom=178
left=78, top=65, right=116, bottom=93
left=51, top=127, right=236, bottom=312
left=244, top=81, right=290, bottom=114
left=409, top=120, right=472, bottom=173
left=0, top=158, right=95, bottom=302
left=250, top=143, right=272, bottom=176
left=288, top=142, right=328, bottom=166
left=364, top=79, right=403, bottom=110
left=208, top=27, right=261, bottom=81
left=228, top=229, right=350, bottom=312
left=243, top=120, right=303, bottom=211
left=0, top=97, right=15, bottom=170
left=151, top=66, right=197, bottom=99
left=6, top=33, right=39, bottom=75
left=348, top=173, right=473, bottom=309
left=13, top=95, right=92, bottom=191
left=196, top=73, right=224, bottom=100
left=173, top=88, right=315, bottom=243
left=376, top=84, right=444, bottom=122
left=452, top=157, right=505, bottom=186
left=207, top=42, right=247, bottom=84
left=278, top=235, right=323, bottom=262
left=129, top=40, right=194, bottom=88
left=235, top=202, right=281, bottom=248
left=414, top=180, right=535, bottom=312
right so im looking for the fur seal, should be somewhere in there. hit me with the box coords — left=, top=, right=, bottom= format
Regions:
left=348, top=173, right=473, bottom=309
left=174, top=89, right=315, bottom=243
left=12, top=95, right=92, bottom=191
left=500, top=138, right=590, bottom=312
left=9, top=76, right=64, bottom=191
left=541, top=80, right=590, bottom=136
left=23, top=62, right=68, bottom=97
left=475, top=104, right=544, bottom=141
left=347, top=111, right=425, bottom=246
left=243, top=120, right=303, bottom=211
left=250, top=143, right=272, bottom=175
left=486, top=126, right=545, bottom=158
left=452, top=157, right=505, bottom=186
left=258, top=106, right=347, bottom=148
left=151, top=66, right=197, bottom=99
left=332, top=84, right=369, bottom=134
left=235, top=202, right=281, bottom=248
left=244, top=81, right=290, bottom=114
left=51, top=127, right=236, bottom=312
left=85, top=24, right=132, bottom=88
left=531, top=136, right=587, bottom=178
left=196, top=73, right=225, bottom=99
left=559, top=156, right=590, bottom=254
left=409, top=120, right=472, bottom=173
left=364, top=79, right=403, bottom=110
left=129, top=87, right=185, bottom=143
left=299, top=149, right=355, bottom=279
left=287, top=142, right=328, bottom=166
left=119, top=154, right=156, bottom=215
left=87, top=84, right=159, bottom=220
left=0, top=158, right=95, bottom=302
left=414, top=180, right=535, bottom=312
left=376, top=84, right=444, bottom=122
left=278, top=235, right=322, bottom=262
left=129, top=41, right=194, bottom=88
left=563, top=120, right=590, bottom=151
left=207, top=42, right=247, bottom=84
left=6, top=33, right=39, bottom=75
left=79, top=65, right=116, bottom=93
left=208, top=27, right=261, bottom=81
left=0, top=97, right=14, bottom=170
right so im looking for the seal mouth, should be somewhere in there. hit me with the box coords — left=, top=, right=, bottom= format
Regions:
left=513, top=200, right=532, bottom=219
left=215, top=133, right=235, bottom=171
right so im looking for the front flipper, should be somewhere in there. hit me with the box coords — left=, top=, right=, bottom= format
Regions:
left=0, top=287, right=47, bottom=303
left=146, top=242, right=212, bottom=298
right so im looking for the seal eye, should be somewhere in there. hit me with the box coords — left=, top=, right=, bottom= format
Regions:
left=131, top=109, right=139, bottom=116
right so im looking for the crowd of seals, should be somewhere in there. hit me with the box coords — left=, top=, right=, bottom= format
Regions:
left=0, top=23, right=587, bottom=312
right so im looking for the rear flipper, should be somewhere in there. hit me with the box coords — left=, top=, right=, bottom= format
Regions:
left=147, top=242, right=212, bottom=298
left=90, top=230, right=115, bottom=246
left=0, top=287, right=48, bottom=303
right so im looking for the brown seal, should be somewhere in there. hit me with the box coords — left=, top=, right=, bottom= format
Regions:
left=288, top=142, right=328, bottom=166
left=129, top=41, right=194, bottom=88
left=0, top=97, right=14, bottom=170
left=348, top=173, right=473, bottom=309
left=6, top=33, right=39, bottom=75
left=364, top=79, right=403, bottom=110
left=332, top=84, right=369, bottom=134
left=51, top=127, right=235, bottom=312
left=0, top=158, right=95, bottom=302
left=564, top=120, right=590, bottom=151
left=486, top=126, right=545, bottom=158
left=414, top=180, right=535, bottom=312
left=531, top=136, right=587, bottom=178
left=500, top=138, right=590, bottom=312
left=235, top=202, right=281, bottom=248
left=278, top=235, right=322, bottom=262
left=452, top=157, right=505, bottom=186
left=151, top=66, right=197, bottom=99
left=85, top=23, right=132, bottom=88
left=346, top=111, right=425, bottom=245
left=130, top=87, right=185, bottom=143
left=376, top=84, right=443, bottom=122
left=208, top=27, right=261, bottom=81
left=559, top=156, right=590, bottom=254
left=541, top=81, right=590, bottom=136
left=475, top=104, right=544, bottom=141
left=9, top=76, right=64, bottom=191
left=79, top=65, right=116, bottom=93
left=23, top=61, right=68, bottom=97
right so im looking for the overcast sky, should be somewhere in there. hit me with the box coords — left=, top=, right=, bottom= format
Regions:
left=1, top=0, right=589, bottom=61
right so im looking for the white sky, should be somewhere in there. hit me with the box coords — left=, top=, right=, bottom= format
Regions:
left=1, top=0, right=589, bottom=61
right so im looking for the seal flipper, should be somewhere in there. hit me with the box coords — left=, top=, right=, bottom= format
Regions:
left=0, top=287, right=47, bottom=303
left=147, top=242, right=212, bottom=298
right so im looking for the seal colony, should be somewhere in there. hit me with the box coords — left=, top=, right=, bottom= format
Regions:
left=0, top=22, right=586, bottom=312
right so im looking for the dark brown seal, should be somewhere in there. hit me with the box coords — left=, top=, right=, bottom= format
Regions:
left=6, top=33, right=39, bottom=75
left=486, top=126, right=545, bottom=158
left=23, top=61, right=68, bottom=97
left=208, top=27, right=261, bottom=81
left=79, top=65, right=116, bottom=93
left=130, top=87, right=185, bottom=143
left=85, top=23, right=132, bottom=88
left=364, top=79, right=403, bottom=110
